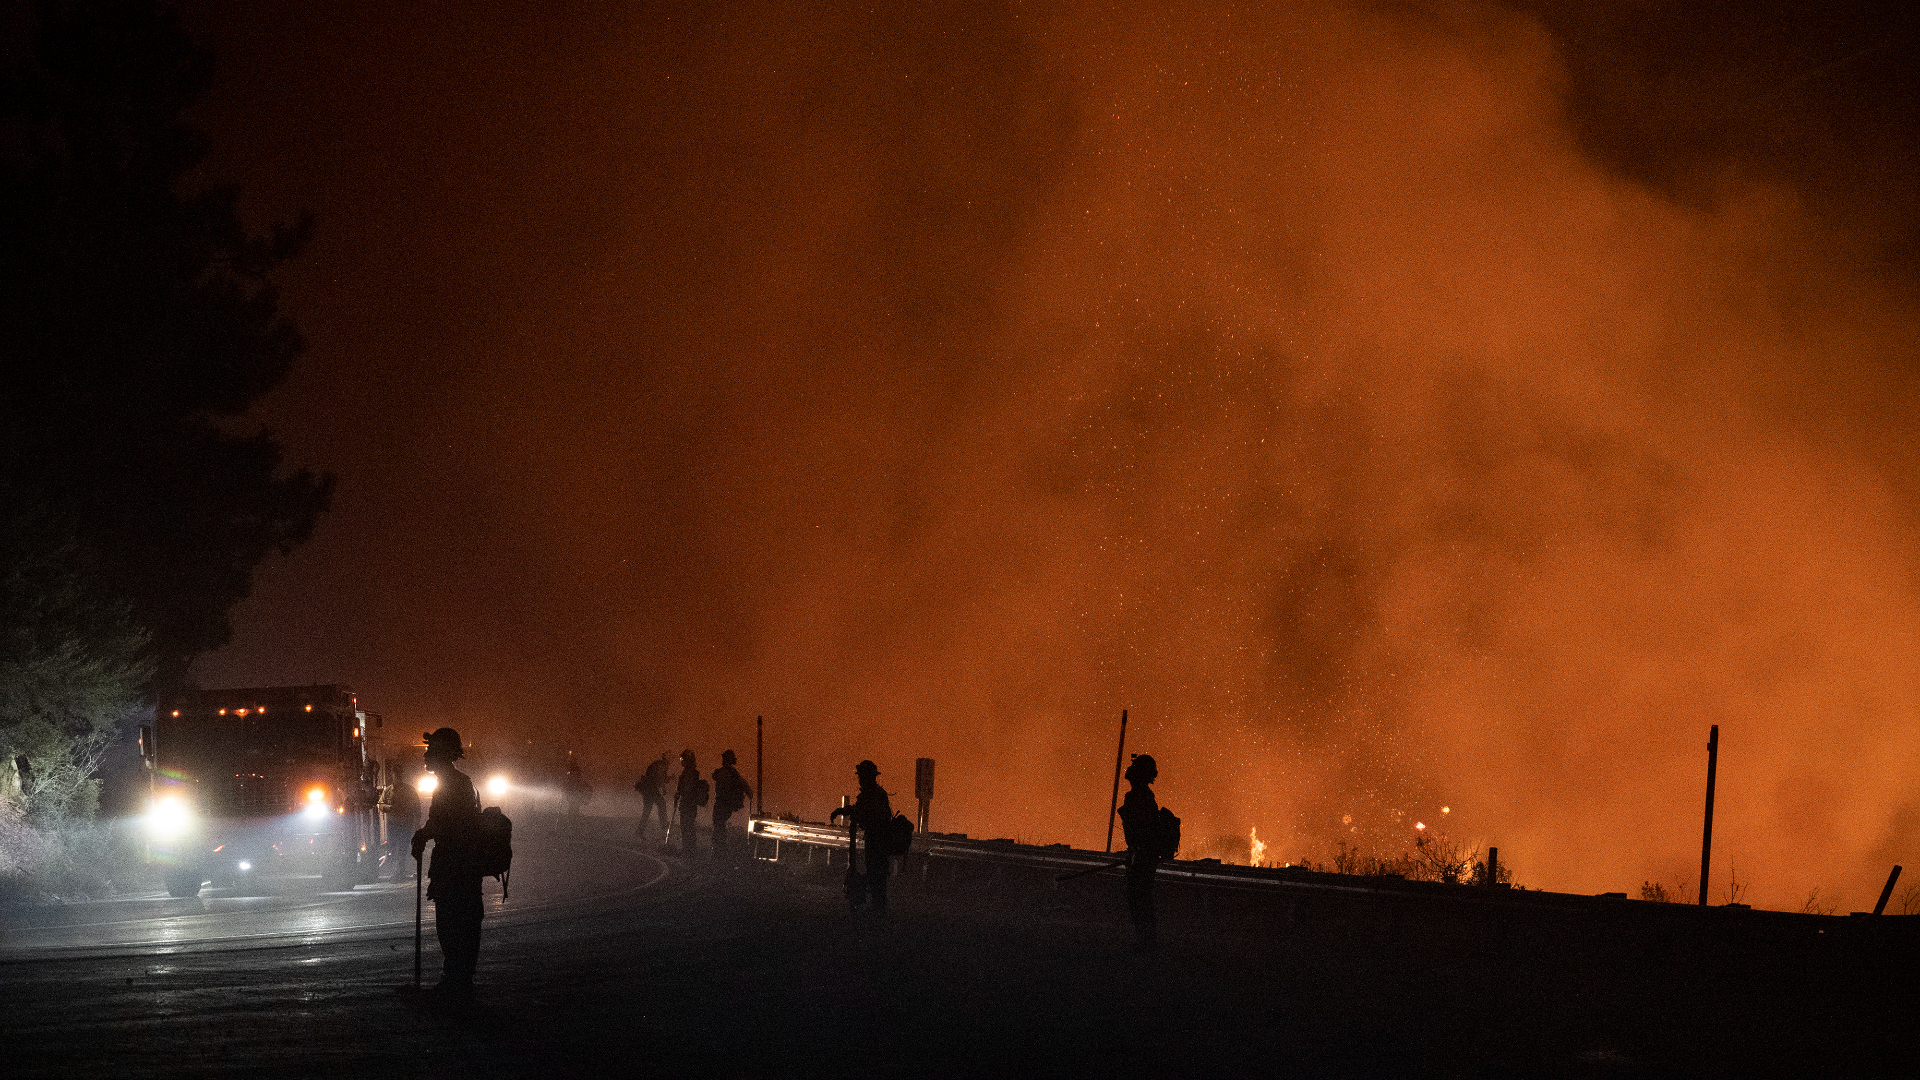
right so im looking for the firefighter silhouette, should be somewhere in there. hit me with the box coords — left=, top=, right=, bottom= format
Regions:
left=412, top=727, right=485, bottom=994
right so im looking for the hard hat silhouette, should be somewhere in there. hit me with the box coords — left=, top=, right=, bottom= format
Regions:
left=1124, top=753, right=1157, bottom=782
left=855, top=759, right=879, bottom=777
left=423, top=728, right=464, bottom=759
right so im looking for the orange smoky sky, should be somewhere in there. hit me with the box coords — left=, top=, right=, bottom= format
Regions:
left=173, top=1, right=1920, bottom=911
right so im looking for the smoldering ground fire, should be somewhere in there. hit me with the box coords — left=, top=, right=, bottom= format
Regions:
left=174, top=1, right=1920, bottom=914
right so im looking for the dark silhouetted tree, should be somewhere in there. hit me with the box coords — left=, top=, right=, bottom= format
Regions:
left=1, top=0, right=333, bottom=695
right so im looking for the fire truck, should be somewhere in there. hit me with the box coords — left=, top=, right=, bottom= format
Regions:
left=141, top=685, right=398, bottom=897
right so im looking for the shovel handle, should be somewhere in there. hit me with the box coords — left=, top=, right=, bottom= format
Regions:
left=413, top=851, right=423, bottom=988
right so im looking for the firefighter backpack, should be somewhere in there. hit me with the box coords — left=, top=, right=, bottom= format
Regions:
left=694, top=776, right=710, bottom=807
left=1154, top=806, right=1180, bottom=859
left=886, top=812, right=915, bottom=856
left=478, top=805, right=514, bottom=896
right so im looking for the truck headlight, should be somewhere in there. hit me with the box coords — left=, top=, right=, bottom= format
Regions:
left=148, top=796, right=192, bottom=838
left=304, top=787, right=329, bottom=819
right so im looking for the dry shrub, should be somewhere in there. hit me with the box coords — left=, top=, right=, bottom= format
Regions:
left=1412, top=833, right=1474, bottom=883
left=0, top=805, right=58, bottom=876
left=1317, top=835, right=1515, bottom=886
left=0, top=808, right=146, bottom=904
left=1640, top=880, right=1686, bottom=903
left=1800, top=888, right=1837, bottom=916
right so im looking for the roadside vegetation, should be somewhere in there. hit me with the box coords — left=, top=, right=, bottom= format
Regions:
left=1213, top=828, right=1518, bottom=887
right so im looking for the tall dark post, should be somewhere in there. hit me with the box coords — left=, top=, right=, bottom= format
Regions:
left=1486, top=846, right=1499, bottom=887
left=915, top=758, right=935, bottom=834
left=755, top=715, right=763, bottom=819
left=1873, top=865, right=1902, bottom=916
left=1698, top=724, right=1718, bottom=906
left=1105, top=709, right=1128, bottom=854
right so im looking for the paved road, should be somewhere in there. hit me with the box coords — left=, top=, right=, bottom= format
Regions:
left=3, top=821, right=1906, bottom=1078
left=0, top=829, right=668, bottom=957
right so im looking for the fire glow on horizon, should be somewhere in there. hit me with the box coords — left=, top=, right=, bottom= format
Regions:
left=187, top=1, right=1919, bottom=913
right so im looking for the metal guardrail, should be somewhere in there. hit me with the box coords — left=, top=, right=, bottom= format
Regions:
left=743, top=817, right=1919, bottom=936
left=747, top=817, right=1474, bottom=900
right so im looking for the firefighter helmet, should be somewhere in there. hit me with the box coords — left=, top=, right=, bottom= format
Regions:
left=423, top=727, right=464, bottom=760
left=855, top=759, right=879, bottom=778
left=1124, top=753, right=1157, bottom=783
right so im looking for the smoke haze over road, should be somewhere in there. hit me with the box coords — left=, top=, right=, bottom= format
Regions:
left=172, top=1, right=1920, bottom=911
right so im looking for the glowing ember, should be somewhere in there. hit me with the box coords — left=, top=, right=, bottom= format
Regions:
left=1415, top=821, right=1426, bottom=831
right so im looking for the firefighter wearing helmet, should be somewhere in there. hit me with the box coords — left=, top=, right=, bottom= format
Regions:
left=673, top=749, right=705, bottom=855
left=1117, top=753, right=1169, bottom=951
left=411, top=727, right=484, bottom=994
left=829, top=760, right=894, bottom=915
left=711, top=749, right=752, bottom=860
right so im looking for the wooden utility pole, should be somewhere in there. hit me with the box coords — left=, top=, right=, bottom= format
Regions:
left=1698, top=724, right=1718, bottom=906
left=1105, top=709, right=1128, bottom=854
left=755, top=715, right=763, bottom=819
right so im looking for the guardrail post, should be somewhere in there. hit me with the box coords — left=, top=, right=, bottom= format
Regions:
left=915, top=758, right=935, bottom=834
left=1874, top=865, right=1902, bottom=916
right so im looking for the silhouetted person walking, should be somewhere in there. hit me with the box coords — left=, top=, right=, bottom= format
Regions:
left=711, top=749, right=751, bottom=860
left=674, top=749, right=706, bottom=855
left=380, top=761, right=423, bottom=879
left=634, top=752, right=669, bottom=840
left=411, top=728, right=485, bottom=994
left=829, top=759, right=892, bottom=915
left=562, top=755, right=592, bottom=831
left=1117, top=753, right=1169, bottom=952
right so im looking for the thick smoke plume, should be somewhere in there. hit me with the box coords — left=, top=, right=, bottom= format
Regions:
left=192, top=1, right=1918, bottom=910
